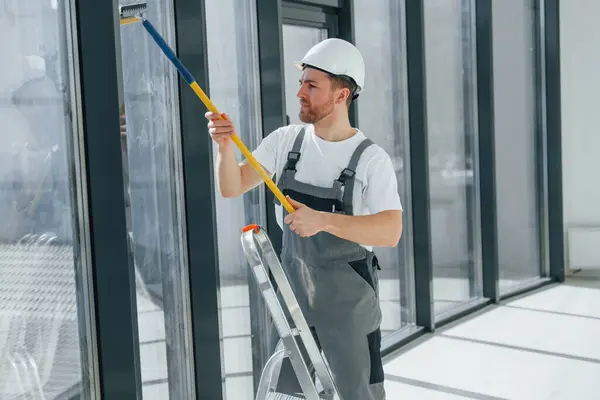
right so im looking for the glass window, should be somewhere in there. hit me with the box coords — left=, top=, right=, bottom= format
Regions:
left=423, top=0, right=483, bottom=317
left=0, top=1, right=96, bottom=398
left=492, top=0, right=543, bottom=292
left=282, top=24, right=328, bottom=125
left=353, top=0, right=416, bottom=336
left=204, top=0, right=266, bottom=398
left=118, top=0, right=195, bottom=398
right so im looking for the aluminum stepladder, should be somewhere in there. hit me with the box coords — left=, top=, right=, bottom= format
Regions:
left=240, top=224, right=341, bottom=400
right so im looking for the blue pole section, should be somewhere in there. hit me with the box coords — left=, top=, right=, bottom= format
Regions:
left=141, top=18, right=196, bottom=85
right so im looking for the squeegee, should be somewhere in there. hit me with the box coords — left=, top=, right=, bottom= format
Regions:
left=119, top=2, right=295, bottom=213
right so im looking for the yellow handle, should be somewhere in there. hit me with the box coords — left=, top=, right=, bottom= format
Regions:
left=189, top=82, right=295, bottom=213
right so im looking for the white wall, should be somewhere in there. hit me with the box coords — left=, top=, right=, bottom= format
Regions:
left=560, top=1, right=600, bottom=269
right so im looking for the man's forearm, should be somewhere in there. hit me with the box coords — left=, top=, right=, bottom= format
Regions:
left=321, top=210, right=403, bottom=247
left=216, top=143, right=243, bottom=198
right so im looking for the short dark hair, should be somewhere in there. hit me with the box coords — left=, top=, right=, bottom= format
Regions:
left=328, top=75, right=356, bottom=107
left=302, top=64, right=357, bottom=107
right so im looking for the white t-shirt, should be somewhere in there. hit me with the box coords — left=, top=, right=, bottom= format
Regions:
left=252, top=124, right=403, bottom=251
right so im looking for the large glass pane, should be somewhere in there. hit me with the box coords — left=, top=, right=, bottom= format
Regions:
left=353, top=0, right=415, bottom=336
left=0, top=1, right=96, bottom=398
left=282, top=24, right=328, bottom=126
left=118, top=0, right=194, bottom=398
left=423, top=0, right=482, bottom=317
left=492, top=0, right=543, bottom=293
left=205, top=0, right=266, bottom=398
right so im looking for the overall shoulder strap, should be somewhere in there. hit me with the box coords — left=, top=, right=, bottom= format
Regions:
left=273, top=127, right=307, bottom=206
left=336, top=138, right=375, bottom=215
left=283, top=126, right=306, bottom=172
left=346, top=138, right=374, bottom=175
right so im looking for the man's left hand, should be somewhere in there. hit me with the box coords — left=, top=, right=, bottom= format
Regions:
left=284, top=196, right=326, bottom=237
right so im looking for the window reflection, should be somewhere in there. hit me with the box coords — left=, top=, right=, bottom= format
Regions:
left=492, top=0, right=543, bottom=292
left=118, top=0, right=194, bottom=398
left=204, top=0, right=266, bottom=398
left=0, top=1, right=94, bottom=398
left=423, top=0, right=483, bottom=317
left=282, top=25, right=328, bottom=126
left=353, top=0, right=416, bottom=335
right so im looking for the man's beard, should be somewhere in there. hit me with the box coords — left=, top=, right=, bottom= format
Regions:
left=298, top=97, right=335, bottom=124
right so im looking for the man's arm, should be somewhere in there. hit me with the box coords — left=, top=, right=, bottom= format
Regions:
left=284, top=197, right=402, bottom=247
left=208, top=112, right=273, bottom=198
left=216, top=144, right=268, bottom=198
left=322, top=210, right=402, bottom=247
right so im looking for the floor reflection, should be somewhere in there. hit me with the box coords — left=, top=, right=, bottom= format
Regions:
left=137, top=290, right=170, bottom=400
left=384, top=271, right=600, bottom=399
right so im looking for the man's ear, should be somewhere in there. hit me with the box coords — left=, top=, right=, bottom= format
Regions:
left=337, top=88, right=350, bottom=104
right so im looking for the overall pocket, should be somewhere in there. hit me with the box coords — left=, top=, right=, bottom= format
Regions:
left=348, top=258, right=376, bottom=292
left=367, top=328, right=384, bottom=384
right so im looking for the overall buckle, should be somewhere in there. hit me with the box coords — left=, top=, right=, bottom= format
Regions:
left=336, top=168, right=356, bottom=185
left=285, top=151, right=301, bottom=171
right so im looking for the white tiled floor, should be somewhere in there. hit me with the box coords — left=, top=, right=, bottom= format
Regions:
left=384, top=271, right=600, bottom=399
left=139, top=270, right=600, bottom=399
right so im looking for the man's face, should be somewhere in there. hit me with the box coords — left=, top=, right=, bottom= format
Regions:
left=296, top=67, right=336, bottom=124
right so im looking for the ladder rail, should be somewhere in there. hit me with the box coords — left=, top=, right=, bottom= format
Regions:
left=253, top=231, right=338, bottom=393
left=242, top=230, right=322, bottom=400
left=241, top=226, right=340, bottom=399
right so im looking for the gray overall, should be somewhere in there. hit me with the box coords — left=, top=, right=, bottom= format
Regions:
left=270, top=127, right=386, bottom=400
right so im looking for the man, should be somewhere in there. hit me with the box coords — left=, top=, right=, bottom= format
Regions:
left=206, top=38, right=402, bottom=400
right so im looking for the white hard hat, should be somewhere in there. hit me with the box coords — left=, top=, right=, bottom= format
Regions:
left=295, top=38, right=365, bottom=95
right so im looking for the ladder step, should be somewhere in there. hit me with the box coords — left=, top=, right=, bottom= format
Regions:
left=267, top=394, right=306, bottom=400
left=267, top=392, right=332, bottom=400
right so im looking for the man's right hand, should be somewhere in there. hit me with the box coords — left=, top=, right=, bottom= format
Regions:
left=205, top=110, right=268, bottom=198
left=206, top=112, right=235, bottom=147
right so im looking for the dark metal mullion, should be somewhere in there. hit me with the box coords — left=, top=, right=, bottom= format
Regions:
left=475, top=0, right=499, bottom=302
left=257, top=0, right=286, bottom=256
left=405, top=0, right=435, bottom=332
left=172, top=0, right=224, bottom=398
left=542, top=0, right=565, bottom=282
left=73, top=0, right=142, bottom=397
left=338, top=0, right=357, bottom=127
